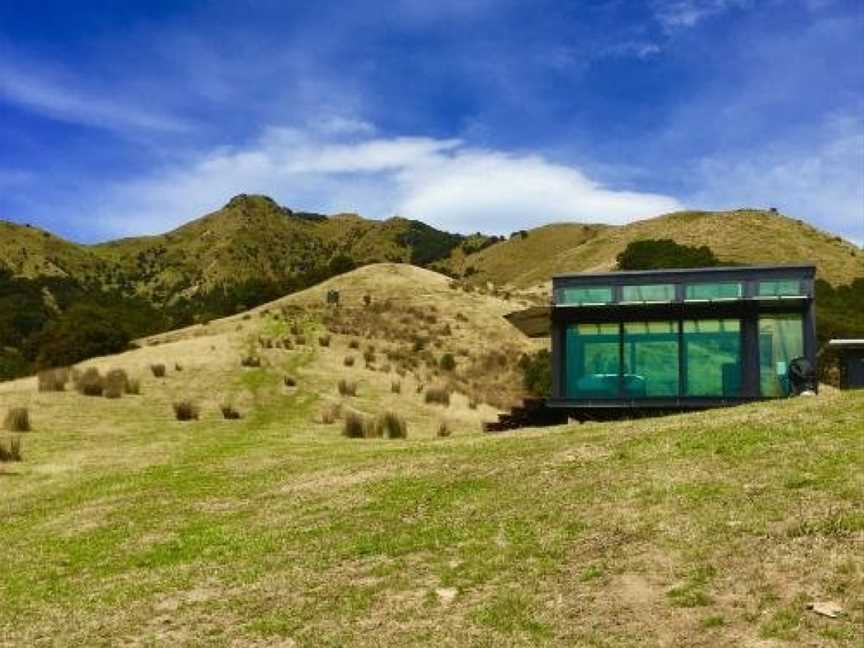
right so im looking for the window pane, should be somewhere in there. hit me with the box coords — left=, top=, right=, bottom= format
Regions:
left=758, top=280, right=801, bottom=296
left=683, top=319, right=742, bottom=397
left=621, top=284, right=675, bottom=302
left=759, top=315, right=804, bottom=397
left=685, top=282, right=742, bottom=300
left=565, top=323, right=620, bottom=398
left=559, top=286, right=613, bottom=305
left=622, top=321, right=679, bottom=397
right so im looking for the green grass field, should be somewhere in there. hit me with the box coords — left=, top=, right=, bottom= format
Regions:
left=2, top=331, right=862, bottom=647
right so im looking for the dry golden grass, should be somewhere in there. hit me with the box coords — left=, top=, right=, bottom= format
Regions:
left=441, top=210, right=864, bottom=290
left=1, top=264, right=860, bottom=647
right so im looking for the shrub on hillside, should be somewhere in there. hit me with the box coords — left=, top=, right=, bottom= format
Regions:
left=220, top=404, right=242, bottom=420
left=437, top=420, right=452, bottom=438
left=518, top=350, right=552, bottom=398
left=342, top=412, right=368, bottom=438
left=616, top=239, right=722, bottom=271
left=173, top=401, right=200, bottom=421
left=338, top=379, right=357, bottom=397
left=424, top=386, right=450, bottom=406
left=344, top=356, right=355, bottom=367
left=37, top=367, right=69, bottom=392
left=284, top=375, right=297, bottom=387
left=150, top=363, right=167, bottom=378
left=439, top=353, right=456, bottom=371
left=75, top=367, right=105, bottom=397
left=348, top=339, right=360, bottom=349
left=104, top=368, right=130, bottom=399
left=318, top=335, right=331, bottom=347
left=126, top=378, right=141, bottom=395
left=321, top=403, right=342, bottom=424
left=391, top=380, right=402, bottom=394
left=295, top=335, right=306, bottom=346
left=375, top=412, right=407, bottom=439
left=3, top=407, right=30, bottom=432
left=0, top=437, right=22, bottom=462
left=241, top=355, right=261, bottom=368
left=174, top=363, right=183, bottom=372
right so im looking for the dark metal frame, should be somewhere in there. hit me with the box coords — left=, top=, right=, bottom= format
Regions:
left=548, top=265, right=817, bottom=409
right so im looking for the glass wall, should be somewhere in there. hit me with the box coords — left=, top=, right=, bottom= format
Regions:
left=558, top=286, right=613, bottom=305
left=758, top=280, right=802, bottom=296
left=685, top=282, right=742, bottom=300
left=759, top=315, right=804, bottom=397
left=621, top=284, right=675, bottom=302
left=622, top=321, right=679, bottom=397
left=565, top=323, right=620, bottom=398
left=683, top=319, right=742, bottom=397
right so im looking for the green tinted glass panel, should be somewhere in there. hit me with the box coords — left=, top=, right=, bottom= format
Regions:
left=683, top=319, right=741, bottom=397
left=621, top=284, right=675, bottom=302
left=685, top=283, right=742, bottom=300
left=622, top=321, right=679, bottom=397
left=565, top=323, right=620, bottom=398
left=759, top=315, right=804, bottom=397
left=559, top=286, right=613, bottom=305
left=758, top=280, right=801, bottom=296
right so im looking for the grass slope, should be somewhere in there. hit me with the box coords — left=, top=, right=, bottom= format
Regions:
left=0, top=267, right=862, bottom=646
left=446, top=210, right=863, bottom=288
left=1, top=195, right=476, bottom=304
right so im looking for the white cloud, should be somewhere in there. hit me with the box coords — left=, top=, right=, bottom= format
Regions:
left=652, top=0, right=751, bottom=30
left=94, top=124, right=683, bottom=237
left=0, top=60, right=189, bottom=134
left=689, top=113, right=864, bottom=244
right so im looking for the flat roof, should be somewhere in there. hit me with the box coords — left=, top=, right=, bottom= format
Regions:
left=553, top=263, right=816, bottom=280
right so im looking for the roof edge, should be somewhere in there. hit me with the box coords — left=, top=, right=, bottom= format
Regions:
left=553, top=263, right=817, bottom=280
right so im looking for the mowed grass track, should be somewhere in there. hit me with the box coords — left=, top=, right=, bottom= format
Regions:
left=1, top=356, right=862, bottom=646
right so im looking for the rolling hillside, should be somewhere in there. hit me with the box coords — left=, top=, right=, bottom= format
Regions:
left=0, top=194, right=484, bottom=305
left=441, top=209, right=863, bottom=289
left=1, top=262, right=861, bottom=646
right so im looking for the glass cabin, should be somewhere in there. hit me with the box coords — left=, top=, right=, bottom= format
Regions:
left=542, top=265, right=817, bottom=408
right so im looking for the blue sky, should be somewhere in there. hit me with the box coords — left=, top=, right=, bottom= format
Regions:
left=0, top=0, right=862, bottom=244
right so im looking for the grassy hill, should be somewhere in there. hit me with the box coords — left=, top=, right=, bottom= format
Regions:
left=441, top=209, right=863, bottom=289
left=1, top=194, right=483, bottom=307
left=1, top=264, right=861, bottom=646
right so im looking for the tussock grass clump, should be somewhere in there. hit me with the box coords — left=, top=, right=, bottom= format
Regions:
left=75, top=368, right=105, bottom=397
left=391, top=380, right=402, bottom=394
left=0, top=437, right=22, bottom=462
left=38, top=367, right=69, bottom=392
left=440, top=353, right=456, bottom=371
left=172, top=401, right=200, bottom=421
left=342, top=411, right=368, bottom=438
left=375, top=412, right=407, bottom=439
left=468, top=398, right=479, bottom=410
left=150, top=363, right=166, bottom=378
left=283, top=375, right=297, bottom=387
left=241, top=356, right=261, bottom=368
left=343, top=356, right=355, bottom=367
left=338, top=379, right=357, bottom=397
left=318, top=335, right=331, bottom=347
left=348, top=339, right=360, bottom=349
left=220, top=404, right=242, bottom=420
left=290, top=323, right=301, bottom=335
left=104, top=369, right=129, bottom=399
left=3, top=408, right=30, bottom=432
left=174, top=363, right=183, bottom=372
left=321, top=403, right=342, bottom=424
left=295, top=335, right=306, bottom=346
left=425, top=386, right=451, bottom=406
left=437, top=420, right=452, bottom=437
left=126, top=378, right=141, bottom=395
